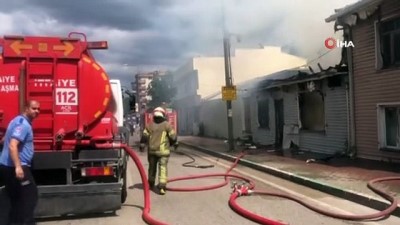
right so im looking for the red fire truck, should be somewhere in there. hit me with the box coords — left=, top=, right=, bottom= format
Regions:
left=0, top=33, right=128, bottom=217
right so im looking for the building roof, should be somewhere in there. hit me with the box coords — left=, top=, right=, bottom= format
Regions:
left=203, top=65, right=348, bottom=100
left=325, top=0, right=382, bottom=24
left=202, top=68, right=306, bottom=100
left=264, top=66, right=348, bottom=90
left=239, top=69, right=308, bottom=94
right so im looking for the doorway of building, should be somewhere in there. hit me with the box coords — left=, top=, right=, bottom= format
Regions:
left=274, top=99, right=284, bottom=149
left=244, top=98, right=252, bottom=133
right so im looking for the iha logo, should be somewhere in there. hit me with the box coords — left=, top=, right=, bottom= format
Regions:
left=324, top=37, right=354, bottom=49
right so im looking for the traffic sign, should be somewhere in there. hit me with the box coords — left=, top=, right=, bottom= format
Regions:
left=222, top=85, right=237, bottom=101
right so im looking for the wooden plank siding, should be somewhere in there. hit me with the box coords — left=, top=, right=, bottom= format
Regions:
left=352, top=0, right=400, bottom=160
left=283, top=85, right=299, bottom=126
left=251, top=92, right=275, bottom=146
left=299, top=84, right=348, bottom=154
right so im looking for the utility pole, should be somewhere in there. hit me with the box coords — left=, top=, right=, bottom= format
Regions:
left=222, top=11, right=235, bottom=152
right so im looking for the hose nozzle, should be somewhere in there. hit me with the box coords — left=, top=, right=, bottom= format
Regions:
left=75, top=125, right=85, bottom=140
left=232, top=182, right=252, bottom=196
left=55, top=128, right=66, bottom=142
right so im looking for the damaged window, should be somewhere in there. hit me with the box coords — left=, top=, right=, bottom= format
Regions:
left=243, top=98, right=252, bottom=132
left=385, top=107, right=398, bottom=147
left=378, top=105, right=400, bottom=150
left=298, top=91, right=325, bottom=131
left=257, top=98, right=269, bottom=128
left=380, top=17, right=400, bottom=68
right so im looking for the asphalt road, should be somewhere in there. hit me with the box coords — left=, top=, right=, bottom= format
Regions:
left=2, top=145, right=400, bottom=225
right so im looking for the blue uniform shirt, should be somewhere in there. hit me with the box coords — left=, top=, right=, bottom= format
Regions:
left=0, top=115, right=34, bottom=167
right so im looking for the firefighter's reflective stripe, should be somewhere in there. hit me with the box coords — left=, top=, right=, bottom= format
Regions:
left=143, top=128, right=150, bottom=137
left=143, top=121, right=176, bottom=156
left=168, top=129, right=176, bottom=138
left=159, top=131, right=170, bottom=155
left=158, top=156, right=169, bottom=185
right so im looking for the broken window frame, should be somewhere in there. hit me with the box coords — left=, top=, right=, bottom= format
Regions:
left=243, top=97, right=252, bottom=133
left=298, top=86, right=326, bottom=132
left=377, top=103, right=400, bottom=151
left=257, top=97, right=269, bottom=129
left=377, top=16, right=400, bottom=69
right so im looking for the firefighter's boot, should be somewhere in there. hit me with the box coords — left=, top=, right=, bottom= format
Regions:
left=159, top=188, right=166, bottom=195
left=158, top=184, right=166, bottom=195
left=148, top=180, right=155, bottom=189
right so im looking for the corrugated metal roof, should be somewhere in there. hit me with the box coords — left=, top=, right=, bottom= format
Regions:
left=325, top=0, right=382, bottom=23
left=202, top=65, right=348, bottom=100
left=253, top=66, right=347, bottom=91
left=202, top=68, right=306, bottom=100
left=240, top=69, right=307, bottom=89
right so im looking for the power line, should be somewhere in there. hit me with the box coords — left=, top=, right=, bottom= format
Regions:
left=300, top=48, right=336, bottom=68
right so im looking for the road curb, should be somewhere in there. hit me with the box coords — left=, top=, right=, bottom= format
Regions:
left=180, top=142, right=400, bottom=218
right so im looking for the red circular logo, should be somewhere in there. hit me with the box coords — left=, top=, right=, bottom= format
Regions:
left=324, top=37, right=336, bottom=49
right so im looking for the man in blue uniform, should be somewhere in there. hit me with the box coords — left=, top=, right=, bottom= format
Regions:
left=0, top=100, right=40, bottom=225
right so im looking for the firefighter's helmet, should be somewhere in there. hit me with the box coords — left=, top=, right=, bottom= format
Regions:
left=153, top=107, right=166, bottom=118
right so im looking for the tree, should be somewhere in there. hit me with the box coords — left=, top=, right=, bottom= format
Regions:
left=122, top=90, right=135, bottom=116
left=147, top=73, right=176, bottom=109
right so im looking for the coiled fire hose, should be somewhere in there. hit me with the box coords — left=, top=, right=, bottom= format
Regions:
left=173, top=146, right=214, bottom=169
left=111, top=143, right=399, bottom=225
left=168, top=149, right=400, bottom=224
left=229, top=177, right=399, bottom=224
left=117, top=143, right=168, bottom=225
left=166, top=151, right=247, bottom=192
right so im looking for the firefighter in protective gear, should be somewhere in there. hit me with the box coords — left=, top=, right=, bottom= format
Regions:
left=139, top=107, right=177, bottom=195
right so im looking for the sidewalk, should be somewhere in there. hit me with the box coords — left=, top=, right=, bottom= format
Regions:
left=179, top=136, right=400, bottom=217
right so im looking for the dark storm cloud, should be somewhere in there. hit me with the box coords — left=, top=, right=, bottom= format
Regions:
left=46, top=5, right=149, bottom=30
left=0, top=0, right=359, bottom=86
left=1, top=0, right=159, bottom=30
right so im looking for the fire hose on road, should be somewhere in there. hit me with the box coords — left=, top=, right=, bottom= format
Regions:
left=173, top=149, right=215, bottom=169
left=229, top=177, right=399, bottom=224
left=109, top=143, right=400, bottom=225
left=169, top=148, right=400, bottom=223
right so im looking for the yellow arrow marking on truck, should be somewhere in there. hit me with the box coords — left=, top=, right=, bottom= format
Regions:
left=103, top=97, right=109, bottom=106
left=94, top=111, right=102, bottom=118
left=92, top=63, right=100, bottom=71
left=10, top=40, right=33, bottom=55
left=83, top=57, right=91, bottom=63
left=101, top=72, right=107, bottom=81
left=53, top=41, right=74, bottom=56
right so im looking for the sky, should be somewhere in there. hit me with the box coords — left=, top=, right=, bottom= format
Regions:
left=0, top=0, right=359, bottom=86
